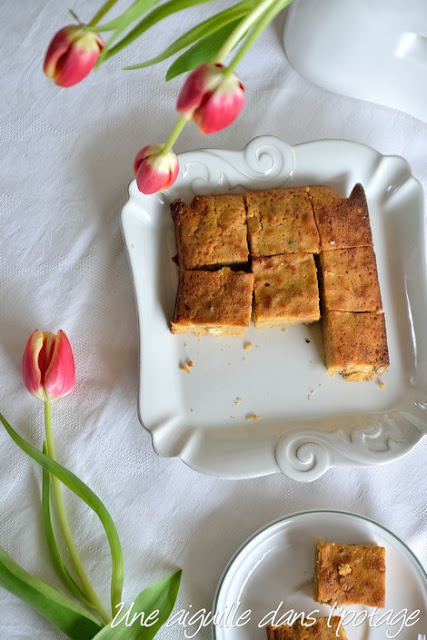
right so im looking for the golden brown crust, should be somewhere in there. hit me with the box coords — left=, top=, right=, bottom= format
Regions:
left=314, top=541, right=386, bottom=607
left=319, top=246, right=382, bottom=312
left=266, top=617, right=347, bottom=640
left=322, top=311, right=389, bottom=381
left=253, top=253, right=320, bottom=327
left=170, top=267, right=254, bottom=336
left=245, top=188, right=320, bottom=257
left=170, top=185, right=389, bottom=378
left=308, top=183, right=373, bottom=251
left=170, top=193, right=249, bottom=269
left=306, top=185, right=343, bottom=209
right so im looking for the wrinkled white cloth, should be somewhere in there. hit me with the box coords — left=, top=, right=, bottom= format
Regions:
left=0, top=1, right=426, bottom=638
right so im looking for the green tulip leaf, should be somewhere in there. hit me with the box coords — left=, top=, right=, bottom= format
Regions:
left=165, top=18, right=242, bottom=80
left=104, top=0, right=217, bottom=61
left=92, top=569, right=182, bottom=639
left=0, top=411, right=124, bottom=614
left=89, top=0, right=121, bottom=28
left=69, top=9, right=82, bottom=23
left=41, top=443, right=91, bottom=607
left=95, top=0, right=161, bottom=65
left=123, top=0, right=253, bottom=70
left=0, top=546, right=103, bottom=639
left=94, top=0, right=161, bottom=32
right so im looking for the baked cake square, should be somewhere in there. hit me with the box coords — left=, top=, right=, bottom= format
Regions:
left=266, top=617, right=347, bottom=640
left=170, top=267, right=254, bottom=336
left=253, top=253, right=320, bottom=328
left=308, top=184, right=373, bottom=251
left=170, top=193, right=248, bottom=269
left=246, top=188, right=320, bottom=257
left=319, top=246, right=382, bottom=312
left=322, top=311, right=389, bottom=381
left=314, top=541, right=386, bottom=607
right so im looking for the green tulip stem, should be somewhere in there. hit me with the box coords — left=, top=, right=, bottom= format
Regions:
left=162, top=116, right=188, bottom=154
left=44, top=400, right=111, bottom=624
left=214, top=0, right=277, bottom=65
left=226, top=0, right=294, bottom=75
left=88, top=0, right=119, bottom=28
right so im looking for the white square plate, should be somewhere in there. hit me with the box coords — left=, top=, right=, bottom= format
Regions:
left=121, top=135, right=427, bottom=481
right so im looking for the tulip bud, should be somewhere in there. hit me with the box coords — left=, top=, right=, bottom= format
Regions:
left=44, top=25, right=104, bottom=87
left=177, top=63, right=245, bottom=134
left=22, top=330, right=75, bottom=402
left=133, top=144, right=179, bottom=194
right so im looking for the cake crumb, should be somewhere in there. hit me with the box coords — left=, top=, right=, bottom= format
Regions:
left=281, top=327, right=287, bottom=333
left=179, top=363, right=190, bottom=374
left=378, top=380, right=386, bottom=389
left=187, top=360, right=194, bottom=367
left=305, top=338, right=311, bottom=344
left=243, top=341, right=253, bottom=351
left=234, top=396, right=243, bottom=405
left=307, top=389, right=316, bottom=400
left=255, top=344, right=261, bottom=349
left=246, top=414, right=261, bottom=421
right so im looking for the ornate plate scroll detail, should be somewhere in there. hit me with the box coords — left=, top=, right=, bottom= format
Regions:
left=175, top=135, right=295, bottom=197
left=275, top=409, right=424, bottom=482
left=275, top=434, right=332, bottom=482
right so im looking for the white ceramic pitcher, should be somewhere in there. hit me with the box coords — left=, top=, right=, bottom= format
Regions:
left=283, top=0, right=427, bottom=121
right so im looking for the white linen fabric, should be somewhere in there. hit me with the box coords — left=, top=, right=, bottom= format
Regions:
left=0, top=1, right=426, bottom=638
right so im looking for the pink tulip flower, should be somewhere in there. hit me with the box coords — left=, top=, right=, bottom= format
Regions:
left=22, top=330, right=75, bottom=402
left=133, top=144, right=179, bottom=194
left=177, top=63, right=245, bottom=134
left=44, top=26, right=104, bottom=87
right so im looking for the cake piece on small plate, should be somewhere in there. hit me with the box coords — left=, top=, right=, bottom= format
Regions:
left=170, top=267, right=254, bottom=337
left=266, top=617, right=347, bottom=640
left=309, top=183, right=373, bottom=251
left=318, top=246, right=382, bottom=312
left=246, top=188, right=320, bottom=257
left=253, top=253, right=320, bottom=328
left=322, top=311, right=389, bottom=381
left=170, top=193, right=249, bottom=269
left=314, top=541, right=386, bottom=607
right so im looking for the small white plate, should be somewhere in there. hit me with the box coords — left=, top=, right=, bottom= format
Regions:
left=121, top=135, right=427, bottom=481
left=213, top=511, right=427, bottom=640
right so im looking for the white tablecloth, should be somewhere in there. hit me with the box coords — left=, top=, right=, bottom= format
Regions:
left=0, top=1, right=426, bottom=638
